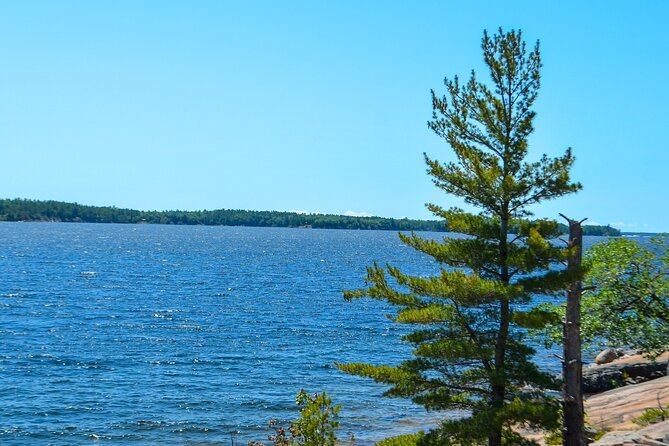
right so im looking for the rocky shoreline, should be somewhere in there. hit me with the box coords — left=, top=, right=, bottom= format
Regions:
left=586, top=352, right=669, bottom=445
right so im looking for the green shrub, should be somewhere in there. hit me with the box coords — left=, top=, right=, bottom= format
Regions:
left=250, top=390, right=341, bottom=446
left=375, top=432, right=424, bottom=446
left=633, top=407, right=669, bottom=427
left=290, top=390, right=341, bottom=446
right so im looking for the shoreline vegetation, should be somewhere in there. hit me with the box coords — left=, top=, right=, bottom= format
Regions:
left=0, top=198, right=621, bottom=236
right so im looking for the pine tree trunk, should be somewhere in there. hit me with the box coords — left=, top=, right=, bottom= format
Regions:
left=489, top=213, right=510, bottom=446
left=488, top=426, right=503, bottom=446
left=562, top=217, right=585, bottom=446
left=489, top=295, right=509, bottom=446
left=489, top=382, right=505, bottom=446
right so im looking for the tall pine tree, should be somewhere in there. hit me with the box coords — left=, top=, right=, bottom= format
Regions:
left=338, top=29, right=581, bottom=446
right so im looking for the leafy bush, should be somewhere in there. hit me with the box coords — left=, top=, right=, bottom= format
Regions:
left=250, top=390, right=341, bottom=446
left=291, top=390, right=340, bottom=446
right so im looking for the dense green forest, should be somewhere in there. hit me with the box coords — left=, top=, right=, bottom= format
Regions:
left=0, top=198, right=621, bottom=235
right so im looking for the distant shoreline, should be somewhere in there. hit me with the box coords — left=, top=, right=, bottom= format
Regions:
left=0, top=198, right=622, bottom=236
left=621, top=232, right=666, bottom=237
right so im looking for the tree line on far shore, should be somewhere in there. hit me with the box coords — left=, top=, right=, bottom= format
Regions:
left=0, top=198, right=621, bottom=236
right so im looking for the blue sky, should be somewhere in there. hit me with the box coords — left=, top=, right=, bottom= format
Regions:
left=1, top=1, right=667, bottom=232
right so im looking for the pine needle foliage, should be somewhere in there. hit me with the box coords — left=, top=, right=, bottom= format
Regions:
left=338, top=29, right=581, bottom=446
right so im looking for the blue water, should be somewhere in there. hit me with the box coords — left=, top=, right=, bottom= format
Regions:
left=0, top=223, right=612, bottom=445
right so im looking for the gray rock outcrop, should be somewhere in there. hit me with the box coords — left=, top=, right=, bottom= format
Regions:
left=583, top=360, right=668, bottom=394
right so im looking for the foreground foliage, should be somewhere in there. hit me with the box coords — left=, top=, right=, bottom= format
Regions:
left=543, top=236, right=669, bottom=358
left=582, top=236, right=669, bottom=357
left=251, top=390, right=341, bottom=446
left=339, top=29, right=580, bottom=445
left=375, top=432, right=425, bottom=446
left=633, top=406, right=669, bottom=427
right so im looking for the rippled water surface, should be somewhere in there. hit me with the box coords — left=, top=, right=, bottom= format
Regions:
left=0, top=223, right=448, bottom=445
left=0, top=223, right=612, bottom=445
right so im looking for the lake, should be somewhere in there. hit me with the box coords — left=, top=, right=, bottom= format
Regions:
left=0, top=223, right=614, bottom=445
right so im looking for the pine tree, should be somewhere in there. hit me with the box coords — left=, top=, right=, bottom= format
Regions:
left=338, top=29, right=581, bottom=446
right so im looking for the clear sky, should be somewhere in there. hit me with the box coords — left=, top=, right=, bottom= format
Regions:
left=1, top=1, right=667, bottom=232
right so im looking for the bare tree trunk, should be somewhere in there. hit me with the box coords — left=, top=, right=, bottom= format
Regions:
left=488, top=427, right=503, bottom=446
left=561, top=215, right=585, bottom=446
